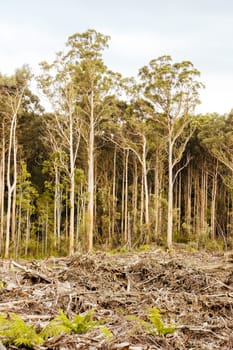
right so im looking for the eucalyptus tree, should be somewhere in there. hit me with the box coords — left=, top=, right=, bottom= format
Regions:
left=38, top=53, right=81, bottom=255
left=0, top=67, right=31, bottom=258
left=66, top=29, right=122, bottom=252
left=39, top=29, right=122, bottom=253
left=139, top=56, right=203, bottom=247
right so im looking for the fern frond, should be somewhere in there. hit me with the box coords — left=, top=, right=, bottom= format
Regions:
left=147, top=308, right=176, bottom=336
left=72, top=309, right=97, bottom=333
left=0, top=313, right=43, bottom=346
left=41, top=309, right=98, bottom=339
left=98, top=326, right=114, bottom=340
left=40, top=310, right=72, bottom=339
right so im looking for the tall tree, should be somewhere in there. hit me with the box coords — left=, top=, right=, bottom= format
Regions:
left=139, top=55, right=203, bottom=247
left=0, top=67, right=31, bottom=258
left=38, top=54, right=81, bottom=255
left=66, top=29, right=121, bottom=252
left=39, top=30, right=121, bottom=253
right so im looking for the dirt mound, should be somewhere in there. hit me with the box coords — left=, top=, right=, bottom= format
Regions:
left=0, top=249, right=233, bottom=349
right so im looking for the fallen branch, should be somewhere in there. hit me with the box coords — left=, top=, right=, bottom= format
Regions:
left=11, top=260, right=52, bottom=283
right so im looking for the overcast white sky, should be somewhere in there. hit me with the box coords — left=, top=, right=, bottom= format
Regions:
left=0, top=0, right=233, bottom=114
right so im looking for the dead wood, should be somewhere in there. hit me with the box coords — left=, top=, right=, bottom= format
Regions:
left=11, top=260, right=52, bottom=283
left=0, top=250, right=233, bottom=349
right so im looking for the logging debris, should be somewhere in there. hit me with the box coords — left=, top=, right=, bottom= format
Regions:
left=0, top=249, right=233, bottom=349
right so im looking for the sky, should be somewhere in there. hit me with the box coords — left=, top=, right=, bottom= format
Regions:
left=0, top=0, right=233, bottom=114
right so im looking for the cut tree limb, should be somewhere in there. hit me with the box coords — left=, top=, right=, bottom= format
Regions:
left=11, top=260, right=52, bottom=283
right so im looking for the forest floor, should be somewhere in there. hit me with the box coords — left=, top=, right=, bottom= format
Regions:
left=0, top=248, right=233, bottom=350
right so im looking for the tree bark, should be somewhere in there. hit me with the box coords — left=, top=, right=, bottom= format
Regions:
left=142, top=135, right=150, bottom=238
left=167, top=131, right=173, bottom=248
left=5, top=111, right=17, bottom=258
left=87, top=90, right=95, bottom=252
left=0, top=121, right=5, bottom=254
left=210, top=160, right=218, bottom=240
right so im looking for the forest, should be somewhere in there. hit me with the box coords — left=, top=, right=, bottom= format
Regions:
left=0, top=28, right=233, bottom=259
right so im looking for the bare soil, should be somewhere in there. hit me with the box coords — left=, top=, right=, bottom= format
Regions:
left=1, top=248, right=233, bottom=349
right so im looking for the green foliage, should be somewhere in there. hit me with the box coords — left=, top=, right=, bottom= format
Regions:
left=127, top=308, right=176, bottom=337
left=0, top=310, right=112, bottom=347
left=127, top=314, right=152, bottom=335
left=98, top=325, right=114, bottom=340
left=137, top=244, right=151, bottom=252
left=0, top=313, right=43, bottom=347
left=147, top=308, right=176, bottom=336
left=40, top=309, right=97, bottom=339
left=205, top=239, right=224, bottom=252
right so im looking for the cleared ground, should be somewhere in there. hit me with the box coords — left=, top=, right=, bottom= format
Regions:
left=0, top=248, right=233, bottom=349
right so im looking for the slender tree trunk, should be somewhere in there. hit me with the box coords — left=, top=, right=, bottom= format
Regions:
left=193, top=170, right=200, bottom=240
left=185, top=166, right=192, bottom=237
left=176, top=172, right=181, bottom=234
left=45, top=203, right=48, bottom=255
left=57, top=182, right=62, bottom=248
left=111, top=146, right=117, bottom=241
left=11, top=124, right=17, bottom=244
left=65, top=188, right=69, bottom=243
left=69, top=164, right=75, bottom=255
left=121, top=151, right=125, bottom=242
left=124, top=149, right=129, bottom=245
left=16, top=188, right=22, bottom=258
left=53, top=165, right=58, bottom=249
left=154, top=152, right=161, bottom=239
left=132, top=157, right=138, bottom=239
left=167, top=132, right=173, bottom=248
left=5, top=112, right=17, bottom=258
left=4, top=90, right=24, bottom=258
left=140, top=172, right=144, bottom=241
left=142, top=135, right=150, bottom=239
left=25, top=208, right=30, bottom=256
left=69, top=109, right=75, bottom=255
left=0, top=121, right=5, bottom=254
left=200, top=165, right=207, bottom=234
left=210, top=160, right=218, bottom=240
left=87, top=90, right=95, bottom=252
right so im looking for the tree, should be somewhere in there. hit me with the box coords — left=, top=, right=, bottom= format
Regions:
left=38, top=54, right=81, bottom=255
left=0, top=67, right=31, bottom=258
left=39, top=30, right=121, bottom=253
left=66, top=29, right=121, bottom=252
left=139, top=55, right=203, bottom=248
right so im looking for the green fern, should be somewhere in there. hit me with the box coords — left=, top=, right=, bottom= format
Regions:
left=98, top=325, right=114, bottom=341
left=126, top=309, right=176, bottom=337
left=127, top=314, right=153, bottom=335
left=40, top=310, right=73, bottom=339
left=147, top=308, right=176, bottom=336
left=0, top=313, right=7, bottom=328
left=41, top=309, right=98, bottom=339
left=71, top=309, right=97, bottom=333
left=0, top=313, right=43, bottom=347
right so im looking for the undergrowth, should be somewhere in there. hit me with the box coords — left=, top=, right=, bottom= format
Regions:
left=147, top=307, right=176, bottom=336
left=0, top=313, right=44, bottom=346
left=40, top=309, right=98, bottom=338
left=0, top=307, right=174, bottom=348
left=128, top=307, right=176, bottom=337
left=0, top=309, right=113, bottom=348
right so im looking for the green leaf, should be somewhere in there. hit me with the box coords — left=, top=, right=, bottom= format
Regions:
left=41, top=309, right=98, bottom=339
left=40, top=310, right=72, bottom=339
left=0, top=313, right=43, bottom=346
left=147, top=308, right=176, bottom=336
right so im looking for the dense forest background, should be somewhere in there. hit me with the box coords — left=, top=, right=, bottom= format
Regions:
left=1, top=29, right=233, bottom=258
